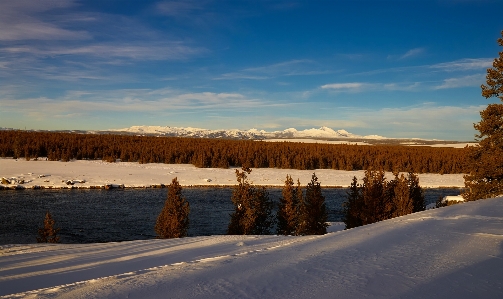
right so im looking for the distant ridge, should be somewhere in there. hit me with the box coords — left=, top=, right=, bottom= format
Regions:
left=111, top=125, right=387, bottom=140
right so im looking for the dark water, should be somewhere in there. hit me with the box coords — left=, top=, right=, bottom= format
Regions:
left=0, top=188, right=462, bottom=244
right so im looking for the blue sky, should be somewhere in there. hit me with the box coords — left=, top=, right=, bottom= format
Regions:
left=1, top=0, right=502, bottom=140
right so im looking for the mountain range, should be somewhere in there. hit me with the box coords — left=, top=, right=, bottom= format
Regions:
left=111, top=126, right=386, bottom=140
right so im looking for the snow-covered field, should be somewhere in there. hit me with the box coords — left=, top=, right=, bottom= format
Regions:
left=0, top=159, right=464, bottom=189
left=1, top=197, right=502, bottom=298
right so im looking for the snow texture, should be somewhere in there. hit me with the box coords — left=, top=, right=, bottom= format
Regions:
left=1, top=197, right=502, bottom=298
left=0, top=159, right=464, bottom=189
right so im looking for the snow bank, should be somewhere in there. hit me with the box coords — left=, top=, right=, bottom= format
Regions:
left=0, top=159, right=465, bottom=189
left=1, top=197, right=502, bottom=298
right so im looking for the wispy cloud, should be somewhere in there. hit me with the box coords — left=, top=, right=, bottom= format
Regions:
left=215, top=59, right=330, bottom=80
left=387, top=48, right=425, bottom=60
left=349, top=104, right=483, bottom=139
left=430, top=58, right=493, bottom=72
left=400, top=48, right=425, bottom=59
left=383, top=82, right=421, bottom=91
left=320, top=82, right=421, bottom=92
left=434, top=74, right=485, bottom=89
left=0, top=89, right=279, bottom=117
left=155, top=1, right=204, bottom=17
left=350, top=57, right=492, bottom=77
left=321, top=82, right=366, bottom=91
left=1, top=43, right=205, bottom=61
left=0, top=0, right=90, bottom=41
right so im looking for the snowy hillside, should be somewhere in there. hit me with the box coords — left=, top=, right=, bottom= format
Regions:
left=1, top=197, right=502, bottom=298
left=111, top=125, right=386, bottom=140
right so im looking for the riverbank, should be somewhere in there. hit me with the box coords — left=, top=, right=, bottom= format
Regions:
left=0, top=158, right=465, bottom=190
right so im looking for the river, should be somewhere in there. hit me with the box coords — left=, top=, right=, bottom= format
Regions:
left=0, top=188, right=462, bottom=244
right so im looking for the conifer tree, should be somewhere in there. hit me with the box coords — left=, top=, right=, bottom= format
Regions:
left=464, top=30, right=503, bottom=201
left=155, top=177, right=190, bottom=238
left=37, top=211, right=60, bottom=243
left=408, top=172, right=425, bottom=212
left=391, top=174, right=413, bottom=218
left=343, top=171, right=423, bottom=229
left=343, top=176, right=362, bottom=229
left=297, top=173, right=328, bottom=235
left=360, top=170, right=390, bottom=224
left=227, top=167, right=274, bottom=235
left=277, top=175, right=299, bottom=235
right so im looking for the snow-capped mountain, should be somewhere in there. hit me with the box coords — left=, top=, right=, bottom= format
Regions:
left=111, top=125, right=386, bottom=140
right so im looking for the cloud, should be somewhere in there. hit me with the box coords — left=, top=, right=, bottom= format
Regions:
left=0, top=89, right=279, bottom=117
left=321, top=82, right=366, bottom=90
left=1, top=43, right=205, bottom=61
left=215, top=59, right=329, bottom=80
left=350, top=57, right=492, bottom=78
left=0, top=0, right=90, bottom=41
left=348, top=104, right=483, bottom=139
left=320, top=82, right=422, bottom=92
left=155, top=1, right=204, bottom=17
left=430, top=58, right=493, bottom=72
left=383, top=82, right=421, bottom=91
left=400, top=48, right=425, bottom=59
left=434, top=74, right=485, bottom=89
left=241, top=60, right=312, bottom=73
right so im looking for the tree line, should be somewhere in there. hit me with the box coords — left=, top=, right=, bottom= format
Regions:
left=38, top=167, right=426, bottom=242
left=1, top=130, right=469, bottom=174
left=156, top=167, right=329, bottom=238
left=343, top=170, right=424, bottom=229
left=155, top=167, right=425, bottom=239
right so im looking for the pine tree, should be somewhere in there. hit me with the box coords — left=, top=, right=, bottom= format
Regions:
left=155, top=177, right=190, bottom=238
left=343, top=171, right=424, bottom=229
left=277, top=175, right=299, bottom=235
left=343, top=176, right=362, bottom=229
left=464, top=30, right=503, bottom=201
left=227, top=167, right=274, bottom=235
left=297, top=173, right=328, bottom=235
left=37, top=211, right=60, bottom=243
left=408, top=172, right=425, bottom=212
left=391, top=174, right=413, bottom=218
left=360, top=170, right=390, bottom=224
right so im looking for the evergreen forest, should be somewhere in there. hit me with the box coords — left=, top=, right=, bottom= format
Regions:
left=0, top=130, right=468, bottom=174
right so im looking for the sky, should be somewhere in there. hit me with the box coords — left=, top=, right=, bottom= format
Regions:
left=0, top=0, right=502, bottom=140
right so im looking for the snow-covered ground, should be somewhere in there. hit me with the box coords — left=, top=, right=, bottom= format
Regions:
left=1, top=197, right=502, bottom=298
left=0, top=159, right=464, bottom=189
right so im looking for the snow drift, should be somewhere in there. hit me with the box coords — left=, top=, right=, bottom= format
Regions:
left=1, top=197, right=502, bottom=298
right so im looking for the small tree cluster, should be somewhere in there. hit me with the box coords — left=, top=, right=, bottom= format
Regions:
left=463, top=30, right=503, bottom=201
left=276, top=173, right=328, bottom=235
left=343, top=170, right=425, bottom=229
left=155, top=177, right=190, bottom=238
left=227, top=167, right=274, bottom=235
left=37, top=211, right=60, bottom=243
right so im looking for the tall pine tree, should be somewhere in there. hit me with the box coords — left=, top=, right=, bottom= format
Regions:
left=464, top=30, right=503, bottom=201
left=408, top=172, right=425, bottom=212
left=277, top=175, right=300, bottom=235
left=227, top=167, right=274, bottom=235
left=391, top=174, right=413, bottom=218
left=155, top=177, right=190, bottom=238
left=343, top=176, right=363, bottom=229
left=297, top=173, right=328, bottom=235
